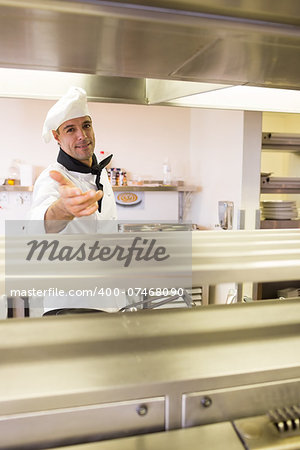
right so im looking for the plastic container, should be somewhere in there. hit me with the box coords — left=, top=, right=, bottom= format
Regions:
left=19, top=163, right=33, bottom=186
left=7, top=160, right=20, bottom=185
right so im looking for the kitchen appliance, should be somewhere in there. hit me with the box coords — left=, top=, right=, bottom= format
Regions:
left=218, top=200, right=234, bottom=230
left=117, top=222, right=194, bottom=232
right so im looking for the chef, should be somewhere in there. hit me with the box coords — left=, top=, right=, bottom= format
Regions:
left=29, top=86, right=117, bottom=233
left=29, top=87, right=121, bottom=314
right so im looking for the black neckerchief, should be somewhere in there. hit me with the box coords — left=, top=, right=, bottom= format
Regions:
left=57, top=148, right=113, bottom=212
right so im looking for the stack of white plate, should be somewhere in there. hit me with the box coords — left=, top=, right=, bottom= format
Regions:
left=261, top=200, right=298, bottom=220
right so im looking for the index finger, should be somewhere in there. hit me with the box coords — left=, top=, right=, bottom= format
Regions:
left=50, top=170, right=75, bottom=187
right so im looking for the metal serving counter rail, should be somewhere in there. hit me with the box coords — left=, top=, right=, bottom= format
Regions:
left=1, top=227, right=300, bottom=313
left=2, top=228, right=300, bottom=294
left=0, top=229, right=300, bottom=448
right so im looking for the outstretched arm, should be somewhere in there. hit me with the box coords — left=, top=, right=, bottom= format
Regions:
left=44, top=170, right=103, bottom=233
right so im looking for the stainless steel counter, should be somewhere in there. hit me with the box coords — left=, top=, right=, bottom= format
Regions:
left=54, top=422, right=245, bottom=450
left=0, top=300, right=299, bottom=449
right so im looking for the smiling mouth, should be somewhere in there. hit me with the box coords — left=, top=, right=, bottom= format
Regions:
left=76, top=141, right=91, bottom=150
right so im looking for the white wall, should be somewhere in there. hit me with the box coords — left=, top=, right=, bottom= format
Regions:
left=0, top=98, right=56, bottom=178
left=188, top=109, right=240, bottom=228
left=0, top=97, right=263, bottom=229
left=187, top=109, right=262, bottom=229
left=241, top=111, right=263, bottom=229
left=0, top=98, right=191, bottom=184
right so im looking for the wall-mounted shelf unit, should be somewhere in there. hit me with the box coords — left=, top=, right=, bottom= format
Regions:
left=259, top=133, right=300, bottom=298
left=0, top=185, right=33, bottom=192
left=260, top=135, right=300, bottom=231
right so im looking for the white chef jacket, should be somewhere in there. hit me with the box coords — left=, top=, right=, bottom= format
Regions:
left=28, top=162, right=124, bottom=313
left=29, top=162, right=117, bottom=233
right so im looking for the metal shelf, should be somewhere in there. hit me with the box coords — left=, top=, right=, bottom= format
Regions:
left=0, top=185, right=33, bottom=192
left=261, top=176, right=300, bottom=194
left=262, top=132, right=300, bottom=152
left=261, top=188, right=300, bottom=194
left=260, top=219, right=300, bottom=229
left=113, top=185, right=198, bottom=192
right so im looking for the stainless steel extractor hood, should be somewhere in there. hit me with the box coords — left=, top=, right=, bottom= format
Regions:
left=0, top=0, right=300, bottom=104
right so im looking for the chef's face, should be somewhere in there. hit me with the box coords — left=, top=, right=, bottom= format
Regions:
left=52, top=116, right=95, bottom=166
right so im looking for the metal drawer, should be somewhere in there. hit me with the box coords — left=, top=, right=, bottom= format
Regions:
left=182, top=379, right=300, bottom=427
left=0, top=396, right=165, bottom=449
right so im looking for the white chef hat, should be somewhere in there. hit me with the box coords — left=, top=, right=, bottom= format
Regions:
left=42, top=86, right=90, bottom=143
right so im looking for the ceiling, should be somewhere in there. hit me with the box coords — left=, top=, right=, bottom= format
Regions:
left=0, top=0, right=300, bottom=104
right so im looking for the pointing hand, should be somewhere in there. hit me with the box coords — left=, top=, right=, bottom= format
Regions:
left=49, top=170, right=103, bottom=218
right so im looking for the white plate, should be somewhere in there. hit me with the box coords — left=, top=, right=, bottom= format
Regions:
left=115, top=192, right=143, bottom=206
left=261, top=201, right=296, bottom=206
left=263, top=208, right=297, bottom=213
left=263, top=213, right=298, bottom=219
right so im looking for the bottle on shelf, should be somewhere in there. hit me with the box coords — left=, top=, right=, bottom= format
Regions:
left=109, top=168, right=128, bottom=186
left=111, top=168, right=117, bottom=186
left=115, top=168, right=120, bottom=186
left=122, top=171, right=127, bottom=186
left=162, top=158, right=171, bottom=185
left=6, top=160, right=20, bottom=185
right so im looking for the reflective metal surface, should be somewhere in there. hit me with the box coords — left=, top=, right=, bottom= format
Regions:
left=0, top=0, right=299, bottom=104
left=0, top=300, right=299, bottom=448
left=100, top=0, right=300, bottom=26
left=183, top=380, right=300, bottom=427
left=234, top=414, right=300, bottom=449
left=0, top=397, right=165, bottom=449
left=2, top=229, right=300, bottom=298
left=0, top=68, right=146, bottom=104
left=191, top=229, right=300, bottom=285
left=54, top=422, right=245, bottom=449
